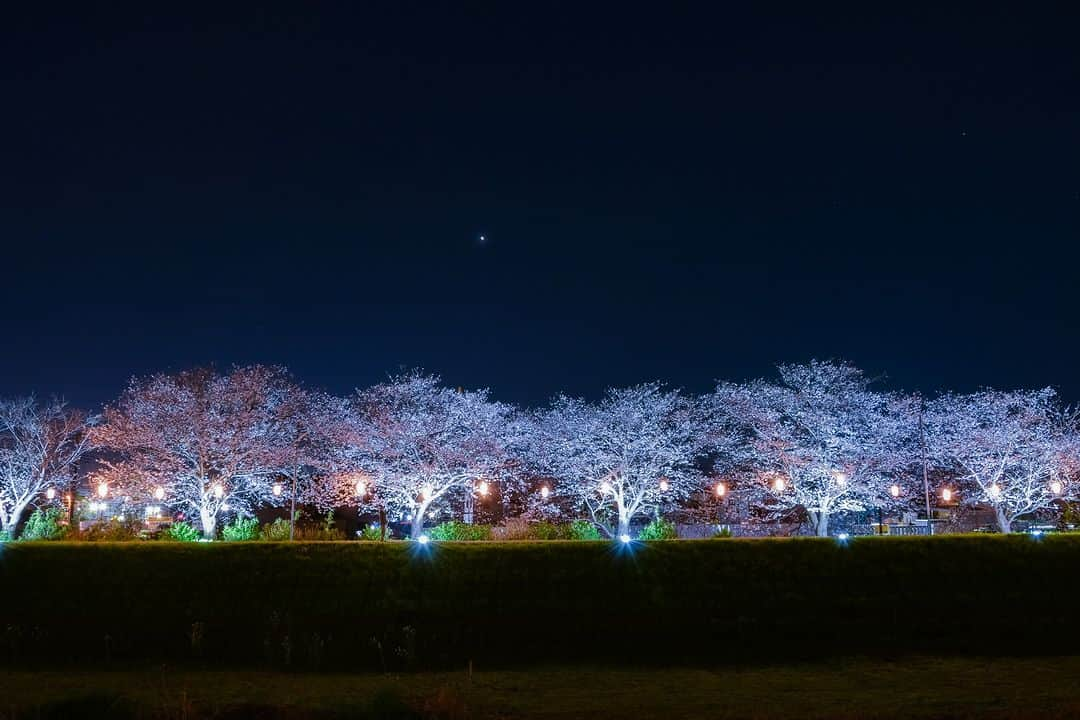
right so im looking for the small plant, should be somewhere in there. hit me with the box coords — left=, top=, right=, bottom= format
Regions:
left=261, top=517, right=292, bottom=541
left=638, top=517, right=678, bottom=540
left=529, top=521, right=573, bottom=540
left=428, top=521, right=492, bottom=541
left=165, top=521, right=201, bottom=542
left=20, top=507, right=67, bottom=541
left=358, top=524, right=393, bottom=541
left=569, top=519, right=602, bottom=540
left=222, top=515, right=260, bottom=541
left=712, top=526, right=733, bottom=538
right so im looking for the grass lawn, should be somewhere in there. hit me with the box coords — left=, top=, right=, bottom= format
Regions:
left=2, top=656, right=1078, bottom=719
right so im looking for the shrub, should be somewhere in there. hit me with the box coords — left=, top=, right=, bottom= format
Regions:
left=358, top=524, right=393, bottom=541
left=491, top=517, right=532, bottom=541
left=222, top=516, right=260, bottom=542
left=428, top=521, right=492, bottom=541
left=713, top=526, right=733, bottom=539
left=165, top=521, right=201, bottom=542
left=82, top=518, right=142, bottom=541
left=261, top=518, right=292, bottom=541
left=569, top=519, right=602, bottom=540
left=19, top=508, right=68, bottom=541
left=528, top=521, right=573, bottom=540
left=0, top=529, right=11, bottom=542
left=638, top=517, right=678, bottom=540
left=294, top=525, right=347, bottom=541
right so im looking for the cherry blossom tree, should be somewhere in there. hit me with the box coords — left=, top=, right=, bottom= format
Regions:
left=347, top=372, right=522, bottom=539
left=0, top=397, right=97, bottom=537
left=716, top=361, right=916, bottom=537
left=93, top=366, right=308, bottom=537
left=925, top=388, right=1077, bottom=533
left=529, top=383, right=707, bottom=538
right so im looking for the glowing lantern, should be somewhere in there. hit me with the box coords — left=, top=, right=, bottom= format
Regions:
left=659, top=478, right=670, bottom=492
left=272, top=482, right=283, bottom=497
left=889, top=484, right=901, bottom=498
left=45, top=487, right=56, bottom=500
left=478, top=480, right=490, bottom=496
left=772, top=477, right=786, bottom=493
left=1051, top=480, right=1063, bottom=495
left=942, top=488, right=953, bottom=502
left=96, top=481, right=108, bottom=498
left=715, top=482, right=726, bottom=498
left=540, top=485, right=550, bottom=499
left=153, top=486, right=166, bottom=501
left=988, top=483, right=1002, bottom=500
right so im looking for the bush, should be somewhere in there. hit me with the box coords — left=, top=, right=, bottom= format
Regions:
left=19, top=508, right=67, bottom=541
left=491, top=517, right=532, bottom=540
left=81, top=518, right=143, bottom=542
left=492, top=518, right=597, bottom=540
left=713, top=526, right=733, bottom=539
left=222, top=516, right=260, bottom=542
left=569, top=519, right=602, bottom=540
left=427, top=521, right=492, bottom=541
left=165, top=521, right=201, bottom=542
left=358, top=524, right=393, bottom=541
left=638, top=518, right=679, bottom=540
left=261, top=517, right=292, bottom=541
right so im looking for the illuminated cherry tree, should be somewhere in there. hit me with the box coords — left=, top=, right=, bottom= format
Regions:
left=925, top=388, right=1077, bottom=533
left=717, top=361, right=915, bottom=536
left=530, top=383, right=706, bottom=538
left=93, top=366, right=308, bottom=537
left=348, top=372, right=522, bottom=538
left=0, top=397, right=97, bottom=537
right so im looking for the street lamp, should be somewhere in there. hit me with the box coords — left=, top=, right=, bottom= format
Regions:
left=772, top=477, right=786, bottom=493
left=1051, top=480, right=1063, bottom=496
left=942, top=488, right=953, bottom=503
left=96, top=481, right=108, bottom=498
left=540, top=485, right=550, bottom=499
left=153, top=486, right=166, bottom=501
left=889, top=483, right=901, bottom=498
left=715, top=482, right=726, bottom=498
left=478, top=480, right=490, bottom=497
left=659, top=478, right=669, bottom=492
left=272, top=482, right=283, bottom=497
left=45, top=487, right=56, bottom=501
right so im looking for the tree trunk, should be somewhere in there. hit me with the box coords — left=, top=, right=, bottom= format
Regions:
left=616, top=507, right=631, bottom=538
left=411, top=502, right=430, bottom=539
left=3, top=500, right=31, bottom=539
left=995, top=507, right=1012, bottom=534
left=200, top=507, right=216, bottom=539
left=463, top=492, right=474, bottom=524
left=809, top=510, right=829, bottom=537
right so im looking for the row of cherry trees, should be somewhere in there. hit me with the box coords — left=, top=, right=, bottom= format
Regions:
left=1, top=361, right=1077, bottom=538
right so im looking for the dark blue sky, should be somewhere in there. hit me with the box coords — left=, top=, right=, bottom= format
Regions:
left=2, top=4, right=1078, bottom=408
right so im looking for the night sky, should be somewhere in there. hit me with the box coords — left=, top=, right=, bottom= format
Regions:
left=3, top=5, right=1078, bottom=409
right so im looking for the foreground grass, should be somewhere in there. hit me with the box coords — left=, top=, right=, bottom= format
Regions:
left=2, top=656, right=1079, bottom=719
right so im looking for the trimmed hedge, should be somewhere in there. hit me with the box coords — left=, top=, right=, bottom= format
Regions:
left=0, top=536, right=1075, bottom=669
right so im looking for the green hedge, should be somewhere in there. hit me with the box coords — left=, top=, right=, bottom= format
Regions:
left=0, top=536, right=1074, bottom=669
